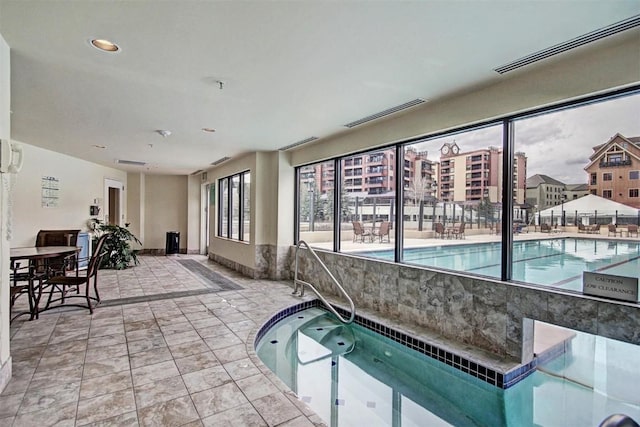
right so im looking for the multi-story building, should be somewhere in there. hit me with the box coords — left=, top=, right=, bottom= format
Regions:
left=585, top=133, right=640, bottom=209
left=526, top=174, right=567, bottom=209
left=438, top=142, right=527, bottom=204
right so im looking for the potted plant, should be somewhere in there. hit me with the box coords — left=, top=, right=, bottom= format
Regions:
left=88, top=219, right=142, bottom=269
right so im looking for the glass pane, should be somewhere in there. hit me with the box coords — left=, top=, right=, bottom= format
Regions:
left=231, top=174, right=240, bottom=240
left=219, top=179, right=228, bottom=238
left=243, top=172, right=251, bottom=242
left=401, top=125, right=504, bottom=278
left=297, top=161, right=334, bottom=249
left=340, top=149, right=396, bottom=260
left=514, top=92, right=640, bottom=291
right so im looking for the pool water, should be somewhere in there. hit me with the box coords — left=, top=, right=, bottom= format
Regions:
left=356, top=238, right=640, bottom=291
left=256, top=307, right=640, bottom=427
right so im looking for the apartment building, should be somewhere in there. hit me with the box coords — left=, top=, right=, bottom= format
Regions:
left=585, top=133, right=640, bottom=208
left=438, top=142, right=527, bottom=204
left=526, top=174, right=567, bottom=208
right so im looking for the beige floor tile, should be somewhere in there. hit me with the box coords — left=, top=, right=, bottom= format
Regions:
left=86, top=342, right=129, bottom=361
left=191, top=382, right=249, bottom=419
left=19, top=382, right=80, bottom=415
left=12, top=401, right=77, bottom=427
left=212, top=343, right=248, bottom=364
left=251, top=392, right=304, bottom=427
left=29, top=364, right=83, bottom=390
left=80, top=370, right=133, bottom=400
left=203, top=332, right=242, bottom=350
left=166, top=338, right=209, bottom=359
left=133, top=375, right=188, bottom=409
left=200, top=402, right=267, bottom=427
left=181, top=365, right=233, bottom=394
left=174, top=351, right=220, bottom=375
left=83, top=354, right=130, bottom=379
left=0, top=392, right=24, bottom=419
left=127, top=336, right=167, bottom=355
left=163, top=330, right=202, bottom=346
left=76, top=388, right=136, bottom=425
left=137, top=395, right=200, bottom=427
left=129, top=346, right=174, bottom=369
left=131, top=360, right=180, bottom=387
left=78, top=410, right=139, bottom=427
left=235, top=373, right=280, bottom=401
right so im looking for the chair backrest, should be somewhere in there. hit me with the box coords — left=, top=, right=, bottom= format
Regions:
left=458, top=222, right=465, bottom=232
left=628, top=224, right=638, bottom=232
left=87, top=234, right=109, bottom=278
left=36, top=229, right=80, bottom=247
left=578, top=222, right=585, bottom=230
left=608, top=224, right=616, bottom=232
left=435, top=223, right=444, bottom=233
left=352, top=221, right=363, bottom=235
left=378, top=221, right=390, bottom=236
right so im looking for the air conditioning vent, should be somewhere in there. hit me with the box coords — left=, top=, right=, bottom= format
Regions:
left=190, top=169, right=204, bottom=176
left=344, top=98, right=426, bottom=128
left=278, top=136, right=319, bottom=151
left=116, top=159, right=146, bottom=166
left=494, top=14, right=640, bottom=74
left=211, top=156, right=231, bottom=166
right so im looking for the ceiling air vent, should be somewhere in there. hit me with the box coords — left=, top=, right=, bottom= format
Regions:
left=494, top=14, right=640, bottom=74
left=278, top=136, right=319, bottom=151
left=344, top=98, right=426, bottom=128
left=190, top=169, right=204, bottom=176
left=116, top=159, right=146, bottom=166
left=211, top=156, right=231, bottom=166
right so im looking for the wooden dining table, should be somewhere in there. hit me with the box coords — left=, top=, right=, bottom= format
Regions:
left=10, top=246, right=81, bottom=320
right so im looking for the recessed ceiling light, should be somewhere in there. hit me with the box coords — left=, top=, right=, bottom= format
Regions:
left=202, top=128, right=216, bottom=133
left=90, top=39, right=120, bottom=52
left=155, top=129, right=172, bottom=137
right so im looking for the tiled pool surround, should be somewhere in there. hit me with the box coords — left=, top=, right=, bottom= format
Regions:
left=255, top=299, right=539, bottom=389
left=291, top=247, right=640, bottom=361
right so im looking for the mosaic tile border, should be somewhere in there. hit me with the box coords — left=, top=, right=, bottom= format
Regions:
left=255, top=300, right=540, bottom=389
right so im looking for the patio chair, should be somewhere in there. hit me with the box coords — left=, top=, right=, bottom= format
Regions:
left=577, top=223, right=587, bottom=234
left=434, top=222, right=448, bottom=239
left=627, top=224, right=638, bottom=237
left=372, top=221, right=391, bottom=243
left=352, top=221, right=371, bottom=243
left=451, top=222, right=466, bottom=239
left=540, top=223, right=551, bottom=233
left=607, top=224, right=622, bottom=237
left=589, top=224, right=601, bottom=234
left=38, top=234, right=108, bottom=314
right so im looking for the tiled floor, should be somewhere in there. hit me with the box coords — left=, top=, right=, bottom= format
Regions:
left=2, top=255, right=323, bottom=427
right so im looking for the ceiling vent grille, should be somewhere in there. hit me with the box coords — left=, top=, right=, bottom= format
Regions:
left=278, top=136, right=319, bottom=151
left=344, top=98, right=426, bottom=128
left=116, top=159, right=146, bottom=166
left=190, top=169, right=204, bottom=176
left=211, top=156, right=231, bottom=166
left=494, top=14, right=640, bottom=74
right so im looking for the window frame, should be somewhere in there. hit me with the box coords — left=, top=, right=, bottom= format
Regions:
left=217, top=170, right=251, bottom=242
left=294, top=84, right=640, bottom=285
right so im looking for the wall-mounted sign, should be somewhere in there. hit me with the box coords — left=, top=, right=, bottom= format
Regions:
left=583, top=272, right=638, bottom=302
left=41, top=176, right=60, bottom=208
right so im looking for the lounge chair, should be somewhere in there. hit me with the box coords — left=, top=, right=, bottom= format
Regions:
left=372, top=221, right=391, bottom=243
left=451, top=222, right=465, bottom=239
left=589, top=224, right=600, bottom=234
left=352, top=221, right=371, bottom=243
left=434, top=222, right=448, bottom=239
left=607, top=224, right=622, bottom=237
left=577, top=223, right=587, bottom=234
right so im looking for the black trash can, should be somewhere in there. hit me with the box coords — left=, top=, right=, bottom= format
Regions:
left=165, top=231, right=180, bottom=255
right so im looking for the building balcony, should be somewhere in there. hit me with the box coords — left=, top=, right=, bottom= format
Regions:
left=599, top=159, right=632, bottom=168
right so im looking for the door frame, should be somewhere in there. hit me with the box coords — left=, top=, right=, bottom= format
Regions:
left=104, top=178, right=124, bottom=226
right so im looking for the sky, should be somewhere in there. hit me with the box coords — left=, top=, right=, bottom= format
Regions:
left=413, top=92, right=640, bottom=184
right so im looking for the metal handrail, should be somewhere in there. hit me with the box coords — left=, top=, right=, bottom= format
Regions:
left=293, top=240, right=355, bottom=324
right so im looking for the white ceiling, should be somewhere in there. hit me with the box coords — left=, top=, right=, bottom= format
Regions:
left=1, top=1, right=639, bottom=175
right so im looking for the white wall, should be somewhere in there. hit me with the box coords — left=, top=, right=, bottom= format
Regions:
left=290, top=32, right=640, bottom=167
left=143, top=174, right=188, bottom=251
left=0, top=31, right=11, bottom=392
left=10, top=143, right=127, bottom=247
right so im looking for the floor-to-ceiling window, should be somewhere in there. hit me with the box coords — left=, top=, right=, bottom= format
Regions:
left=295, top=86, right=640, bottom=293
left=218, top=170, right=251, bottom=242
left=297, top=161, right=335, bottom=249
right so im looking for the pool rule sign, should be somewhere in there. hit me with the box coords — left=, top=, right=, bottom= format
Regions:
left=583, top=272, right=639, bottom=302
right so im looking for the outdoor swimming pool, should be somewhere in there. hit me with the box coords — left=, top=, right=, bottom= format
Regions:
left=355, top=238, right=640, bottom=291
left=256, top=306, right=640, bottom=426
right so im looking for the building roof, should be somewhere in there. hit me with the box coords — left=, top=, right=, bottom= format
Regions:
left=565, top=183, right=589, bottom=191
left=538, top=194, right=639, bottom=216
left=526, top=174, right=565, bottom=189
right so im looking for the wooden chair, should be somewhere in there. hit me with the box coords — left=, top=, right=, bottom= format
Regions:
left=607, top=224, right=622, bottom=237
left=540, top=223, right=551, bottom=233
left=38, top=234, right=108, bottom=314
left=352, top=221, right=371, bottom=243
left=372, top=221, right=391, bottom=243
left=627, top=224, right=638, bottom=237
